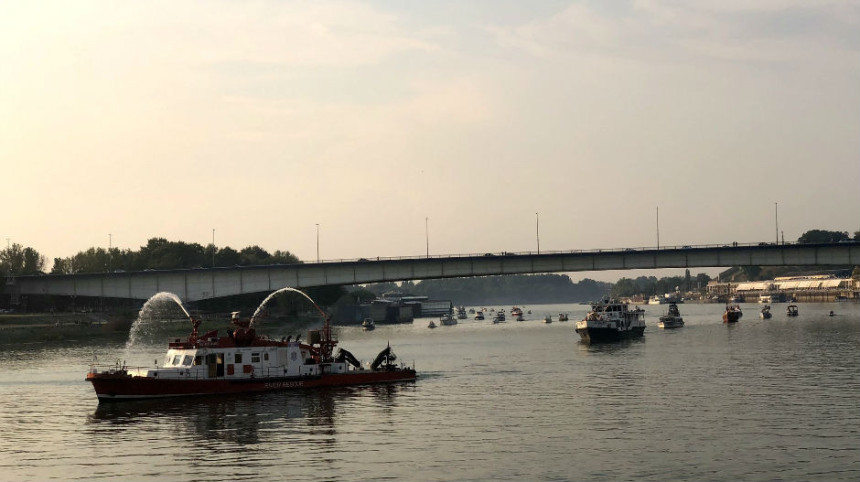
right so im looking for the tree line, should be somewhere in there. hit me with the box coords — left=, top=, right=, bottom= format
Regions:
left=797, top=229, right=859, bottom=244
left=610, top=269, right=713, bottom=298
left=359, top=271, right=715, bottom=305
left=0, top=238, right=301, bottom=276
left=50, top=237, right=302, bottom=274
left=364, top=275, right=614, bottom=304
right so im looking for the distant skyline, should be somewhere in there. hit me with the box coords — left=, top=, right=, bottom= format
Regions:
left=2, top=0, right=858, bottom=282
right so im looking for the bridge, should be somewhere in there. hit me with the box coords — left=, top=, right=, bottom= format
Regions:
left=6, top=242, right=859, bottom=303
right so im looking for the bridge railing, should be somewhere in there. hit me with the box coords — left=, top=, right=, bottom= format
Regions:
left=307, top=240, right=798, bottom=265
left=13, top=240, right=858, bottom=280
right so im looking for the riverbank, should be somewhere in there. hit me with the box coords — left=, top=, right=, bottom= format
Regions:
left=0, top=313, right=132, bottom=343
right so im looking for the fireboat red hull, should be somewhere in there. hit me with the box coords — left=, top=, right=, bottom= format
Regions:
left=88, top=369, right=417, bottom=401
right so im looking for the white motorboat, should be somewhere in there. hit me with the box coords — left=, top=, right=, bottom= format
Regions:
left=575, top=299, right=646, bottom=344
left=440, top=314, right=458, bottom=326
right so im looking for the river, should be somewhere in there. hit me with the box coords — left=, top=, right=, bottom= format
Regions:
left=1, top=302, right=858, bottom=481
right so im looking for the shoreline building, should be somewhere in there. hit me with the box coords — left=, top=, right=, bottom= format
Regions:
left=709, top=275, right=857, bottom=302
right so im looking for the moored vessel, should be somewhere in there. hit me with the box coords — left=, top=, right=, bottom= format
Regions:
left=86, top=293, right=416, bottom=402
left=786, top=305, right=798, bottom=317
left=575, top=299, right=646, bottom=344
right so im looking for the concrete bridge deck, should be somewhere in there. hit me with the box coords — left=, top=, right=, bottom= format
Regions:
left=7, top=242, right=859, bottom=302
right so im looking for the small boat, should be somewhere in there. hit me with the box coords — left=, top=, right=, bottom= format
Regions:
left=456, top=307, right=467, bottom=319
left=474, top=311, right=485, bottom=321
left=723, top=304, right=743, bottom=323
left=361, top=318, right=375, bottom=330
left=575, top=299, right=646, bottom=344
left=760, top=305, right=772, bottom=320
left=511, top=307, right=523, bottom=317
left=86, top=292, right=416, bottom=401
left=440, top=314, right=458, bottom=326
left=829, top=310, right=835, bottom=317
left=558, top=313, right=569, bottom=322
left=786, top=305, right=798, bottom=317
left=544, top=315, right=552, bottom=323
left=493, top=312, right=505, bottom=323
left=657, top=302, right=684, bottom=328
left=427, top=320, right=437, bottom=329
left=515, top=314, right=525, bottom=321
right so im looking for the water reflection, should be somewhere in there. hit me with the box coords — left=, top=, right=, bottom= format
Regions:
left=86, top=385, right=412, bottom=447
left=577, top=336, right=645, bottom=354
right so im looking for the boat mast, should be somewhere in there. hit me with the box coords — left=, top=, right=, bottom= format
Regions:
left=319, top=314, right=336, bottom=363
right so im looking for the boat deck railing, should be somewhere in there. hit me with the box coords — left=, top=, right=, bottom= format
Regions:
left=89, top=363, right=364, bottom=380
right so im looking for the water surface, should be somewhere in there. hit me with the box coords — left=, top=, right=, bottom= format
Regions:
left=1, top=302, right=858, bottom=481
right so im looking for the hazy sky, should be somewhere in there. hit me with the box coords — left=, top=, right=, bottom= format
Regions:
left=2, top=0, right=858, bottom=281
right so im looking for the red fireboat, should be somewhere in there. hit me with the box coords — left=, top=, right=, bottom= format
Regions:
left=87, top=306, right=416, bottom=402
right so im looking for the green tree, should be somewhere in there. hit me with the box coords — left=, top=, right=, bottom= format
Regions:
left=137, top=238, right=207, bottom=269
left=239, top=246, right=271, bottom=265
left=346, top=287, right=377, bottom=303
left=51, top=257, right=70, bottom=274
left=611, top=278, right=638, bottom=298
left=1, top=243, right=46, bottom=275
left=741, top=265, right=762, bottom=281
left=797, top=229, right=849, bottom=244
left=695, top=273, right=712, bottom=291
left=215, top=246, right=241, bottom=266
left=271, top=250, right=301, bottom=264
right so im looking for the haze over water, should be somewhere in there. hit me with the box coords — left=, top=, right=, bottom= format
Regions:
left=1, top=302, right=858, bottom=481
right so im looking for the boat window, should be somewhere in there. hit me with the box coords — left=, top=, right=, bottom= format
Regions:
left=251, top=353, right=260, bottom=363
left=263, top=353, right=269, bottom=361
left=193, top=356, right=203, bottom=366
left=182, top=355, right=193, bottom=366
left=234, top=353, right=243, bottom=364
left=172, top=355, right=182, bottom=366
